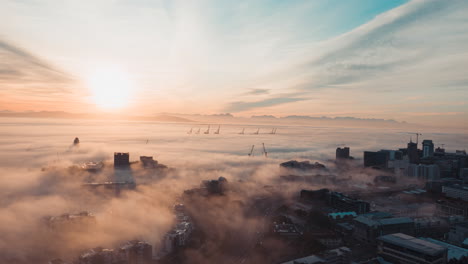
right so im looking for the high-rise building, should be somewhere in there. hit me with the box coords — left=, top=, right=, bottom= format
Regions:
left=114, top=152, right=130, bottom=167
left=336, top=147, right=350, bottom=160
left=422, top=140, right=435, bottom=158
left=408, top=141, right=419, bottom=164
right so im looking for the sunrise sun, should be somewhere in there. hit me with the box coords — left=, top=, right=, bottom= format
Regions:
left=86, top=67, right=134, bottom=109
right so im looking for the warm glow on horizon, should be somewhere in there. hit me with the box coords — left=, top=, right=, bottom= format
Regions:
left=85, top=67, right=134, bottom=110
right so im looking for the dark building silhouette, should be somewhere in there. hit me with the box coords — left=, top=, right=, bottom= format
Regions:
left=280, top=160, right=326, bottom=170
left=364, top=151, right=389, bottom=168
left=120, top=240, right=152, bottom=264
left=140, top=156, right=157, bottom=168
left=114, top=152, right=130, bottom=167
left=435, top=147, right=445, bottom=154
left=336, top=147, right=350, bottom=160
left=300, top=188, right=330, bottom=201
left=327, top=192, right=370, bottom=214
left=201, top=176, right=228, bottom=194
left=407, top=141, right=419, bottom=164
left=422, top=139, right=434, bottom=158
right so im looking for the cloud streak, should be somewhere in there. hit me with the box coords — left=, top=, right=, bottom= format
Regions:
left=225, top=96, right=309, bottom=112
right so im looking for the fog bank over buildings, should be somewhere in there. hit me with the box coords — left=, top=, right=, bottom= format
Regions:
left=0, top=117, right=467, bottom=263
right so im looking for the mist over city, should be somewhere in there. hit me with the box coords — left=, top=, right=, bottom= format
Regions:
left=1, top=0, right=468, bottom=264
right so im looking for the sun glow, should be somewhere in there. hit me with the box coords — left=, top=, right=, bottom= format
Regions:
left=86, top=67, right=134, bottom=109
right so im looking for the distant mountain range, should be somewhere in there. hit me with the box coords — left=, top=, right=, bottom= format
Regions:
left=251, top=115, right=403, bottom=123
left=0, top=110, right=406, bottom=125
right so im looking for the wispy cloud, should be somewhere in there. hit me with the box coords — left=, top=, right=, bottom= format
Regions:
left=225, top=95, right=309, bottom=112
left=242, top=88, right=270, bottom=96
left=0, top=0, right=467, bottom=125
left=0, top=39, right=71, bottom=85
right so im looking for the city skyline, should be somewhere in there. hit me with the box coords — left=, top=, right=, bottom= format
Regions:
left=1, top=0, right=468, bottom=127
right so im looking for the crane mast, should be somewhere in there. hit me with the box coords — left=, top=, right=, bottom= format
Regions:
left=248, top=145, right=255, bottom=156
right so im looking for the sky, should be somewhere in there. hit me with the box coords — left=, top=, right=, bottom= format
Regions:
left=0, top=0, right=467, bottom=126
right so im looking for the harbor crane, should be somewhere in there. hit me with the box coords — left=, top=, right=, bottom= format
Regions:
left=196, top=128, right=201, bottom=134
left=187, top=128, right=193, bottom=134
left=269, top=128, right=277, bottom=134
left=248, top=145, right=255, bottom=156
left=253, top=128, right=259, bottom=135
left=204, top=125, right=210, bottom=134
left=239, top=128, right=245, bottom=135
left=214, top=125, right=220, bottom=134
left=262, top=143, right=268, bottom=157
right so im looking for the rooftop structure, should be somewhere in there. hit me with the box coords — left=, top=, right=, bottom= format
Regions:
left=436, top=199, right=468, bottom=218
left=281, top=255, right=325, bottom=264
left=140, top=156, right=158, bottom=168
left=280, top=160, right=326, bottom=171
left=379, top=235, right=445, bottom=255
left=45, top=211, right=96, bottom=229
left=442, top=184, right=468, bottom=202
left=420, top=237, right=468, bottom=261
left=447, top=222, right=468, bottom=247
left=354, top=216, right=414, bottom=243
left=328, top=212, right=357, bottom=221
left=80, top=161, right=104, bottom=172
left=327, top=192, right=370, bottom=214
left=273, top=223, right=302, bottom=237
left=377, top=233, right=447, bottom=264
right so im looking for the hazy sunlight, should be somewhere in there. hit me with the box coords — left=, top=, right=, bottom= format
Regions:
left=86, top=67, right=133, bottom=109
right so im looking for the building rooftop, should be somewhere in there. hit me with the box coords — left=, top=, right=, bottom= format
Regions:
left=361, top=211, right=393, bottom=219
left=281, top=255, right=324, bottom=264
left=420, top=238, right=468, bottom=261
left=378, top=233, right=447, bottom=256
left=379, top=217, right=413, bottom=226
left=354, top=215, right=378, bottom=227
left=328, top=212, right=357, bottom=220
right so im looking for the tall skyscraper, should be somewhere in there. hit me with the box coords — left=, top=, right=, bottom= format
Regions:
left=422, top=140, right=434, bottom=158
left=407, top=141, right=419, bottom=164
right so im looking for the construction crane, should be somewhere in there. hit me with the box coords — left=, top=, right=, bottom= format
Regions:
left=239, top=128, right=245, bottom=135
left=407, top=132, right=422, bottom=144
left=204, top=125, right=210, bottom=134
left=253, top=128, right=259, bottom=135
left=214, top=125, right=220, bottom=134
left=187, top=128, right=193, bottom=134
left=262, top=143, right=268, bottom=157
left=248, top=145, right=255, bottom=156
left=195, top=128, right=200, bottom=134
